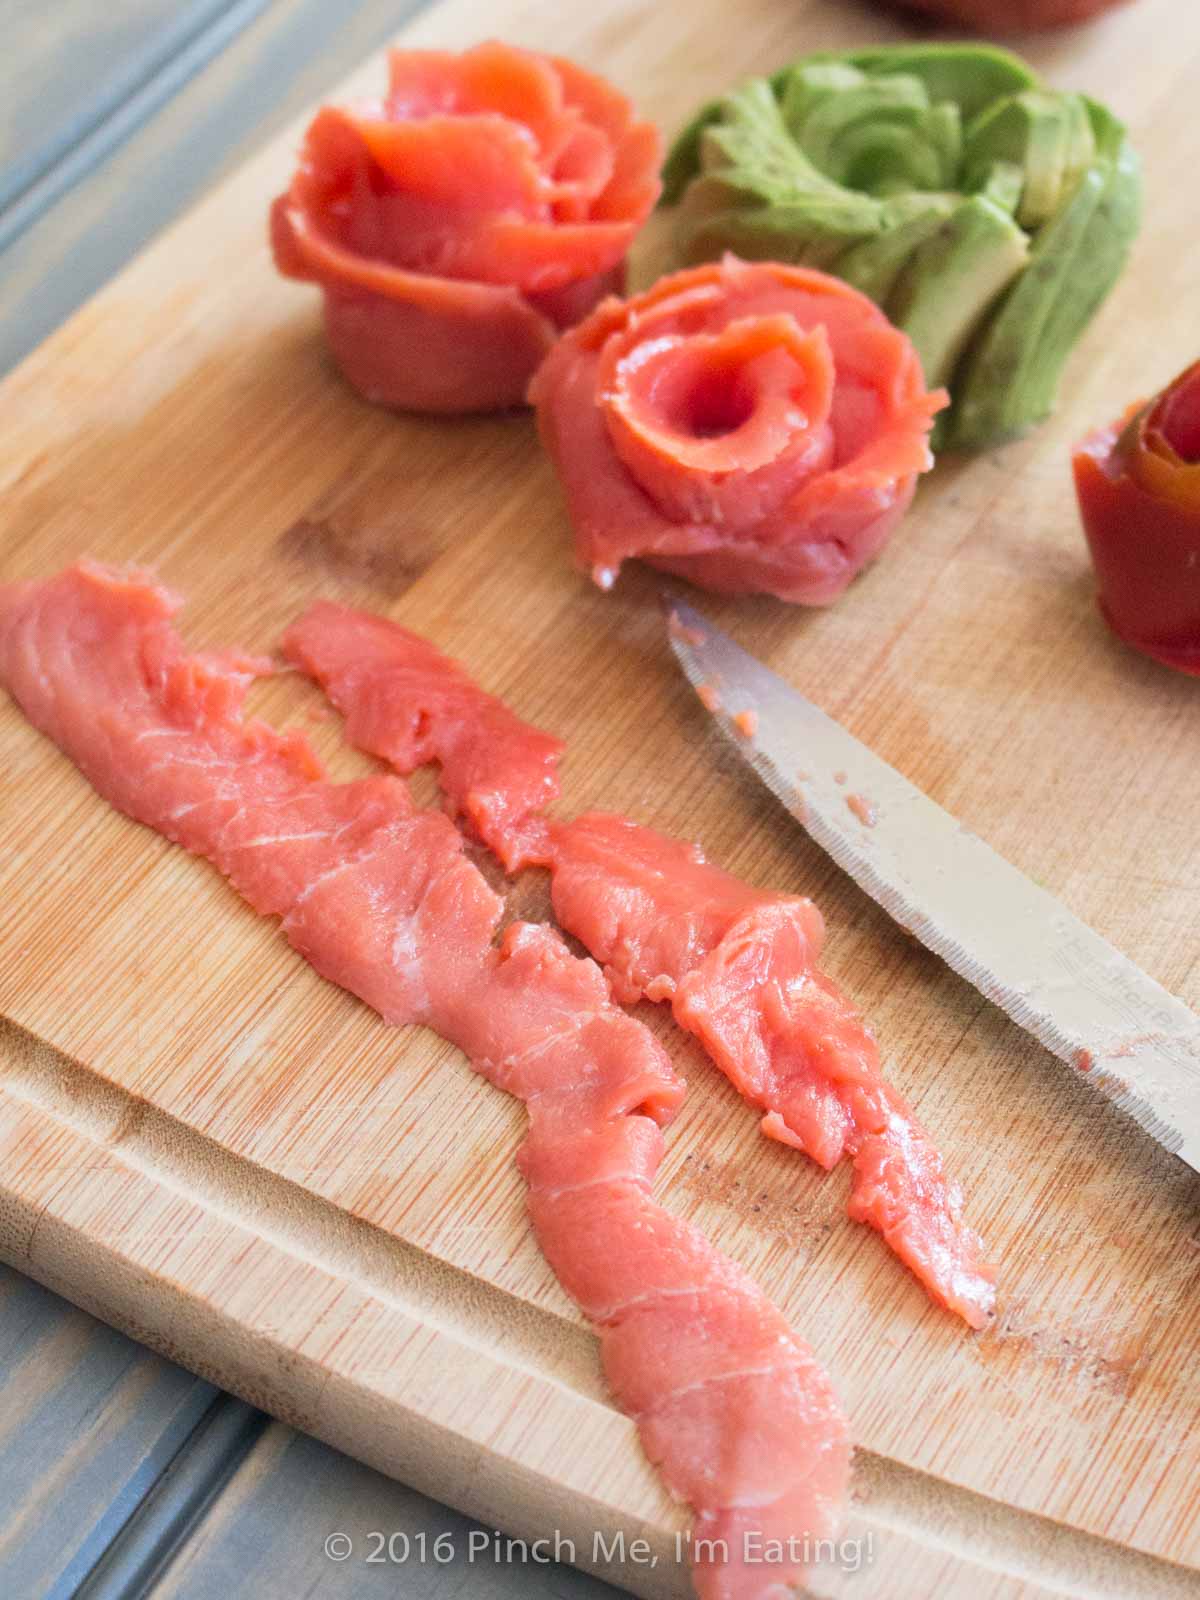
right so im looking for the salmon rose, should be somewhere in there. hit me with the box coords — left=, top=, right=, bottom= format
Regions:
left=270, top=41, right=662, bottom=413
left=530, top=256, right=946, bottom=604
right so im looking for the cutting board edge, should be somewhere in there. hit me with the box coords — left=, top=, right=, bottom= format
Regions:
left=1, top=0, right=1198, bottom=1587
left=3, top=1023, right=1195, bottom=1600
left=0, top=1020, right=685, bottom=1600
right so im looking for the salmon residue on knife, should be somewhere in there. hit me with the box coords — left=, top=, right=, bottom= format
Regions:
left=0, top=563, right=850, bottom=1600
left=846, top=793, right=878, bottom=827
left=667, top=609, right=707, bottom=649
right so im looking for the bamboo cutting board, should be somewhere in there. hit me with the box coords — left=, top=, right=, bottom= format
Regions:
left=2, top=0, right=1199, bottom=1595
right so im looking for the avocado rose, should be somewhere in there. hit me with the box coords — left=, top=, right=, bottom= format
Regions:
left=662, top=44, right=1140, bottom=450
left=892, top=0, right=1131, bottom=30
left=270, top=41, right=662, bottom=413
left=528, top=256, right=946, bottom=604
left=1073, top=361, right=1200, bottom=675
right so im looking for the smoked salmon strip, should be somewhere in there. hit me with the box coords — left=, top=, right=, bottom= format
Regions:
left=528, top=255, right=946, bottom=603
left=284, top=600, right=563, bottom=871
left=552, top=815, right=996, bottom=1329
left=270, top=41, right=662, bottom=413
left=286, top=602, right=994, bottom=1327
left=0, top=563, right=849, bottom=1600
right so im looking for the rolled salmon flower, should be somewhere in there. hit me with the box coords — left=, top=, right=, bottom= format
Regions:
left=529, top=255, right=947, bottom=604
left=1073, top=360, right=1200, bottom=674
left=270, top=41, right=662, bottom=413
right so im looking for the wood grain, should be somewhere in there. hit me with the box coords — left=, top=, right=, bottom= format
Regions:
left=2, top=1025, right=1188, bottom=1600
left=0, top=0, right=1198, bottom=1595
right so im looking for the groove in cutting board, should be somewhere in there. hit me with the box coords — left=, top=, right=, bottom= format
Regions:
left=1, top=1022, right=1194, bottom=1600
left=1, top=1018, right=606, bottom=1404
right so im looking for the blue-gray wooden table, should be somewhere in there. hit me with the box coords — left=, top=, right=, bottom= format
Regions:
left=0, top=6, right=629, bottom=1596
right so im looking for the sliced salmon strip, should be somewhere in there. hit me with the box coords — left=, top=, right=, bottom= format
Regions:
left=283, top=600, right=563, bottom=871
left=558, top=817, right=996, bottom=1329
left=286, top=605, right=994, bottom=1327
left=0, top=564, right=849, bottom=1600
left=529, top=255, right=946, bottom=601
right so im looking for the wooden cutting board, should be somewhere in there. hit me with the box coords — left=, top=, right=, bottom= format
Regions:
left=2, top=0, right=1198, bottom=1595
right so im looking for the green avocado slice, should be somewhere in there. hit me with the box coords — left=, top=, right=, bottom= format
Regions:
left=834, top=193, right=958, bottom=304
left=677, top=188, right=883, bottom=270
left=949, top=105, right=1140, bottom=449
left=964, top=90, right=1096, bottom=227
left=886, top=193, right=1030, bottom=391
left=838, top=44, right=1038, bottom=121
left=779, top=61, right=870, bottom=134
left=660, top=102, right=721, bottom=206
left=699, top=80, right=855, bottom=202
left=1036, top=141, right=1140, bottom=392
left=971, top=160, right=1025, bottom=215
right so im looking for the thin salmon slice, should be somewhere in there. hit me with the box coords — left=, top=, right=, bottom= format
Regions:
left=285, top=603, right=994, bottom=1327
left=283, top=600, right=562, bottom=871
left=555, top=815, right=996, bottom=1329
left=0, top=563, right=850, bottom=1600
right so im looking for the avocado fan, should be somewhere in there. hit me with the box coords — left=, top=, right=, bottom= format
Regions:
left=661, top=44, right=1141, bottom=451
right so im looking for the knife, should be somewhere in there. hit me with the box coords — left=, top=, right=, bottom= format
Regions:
left=664, top=596, right=1200, bottom=1176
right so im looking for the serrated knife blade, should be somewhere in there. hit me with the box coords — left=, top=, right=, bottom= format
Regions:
left=664, top=596, right=1200, bottom=1175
